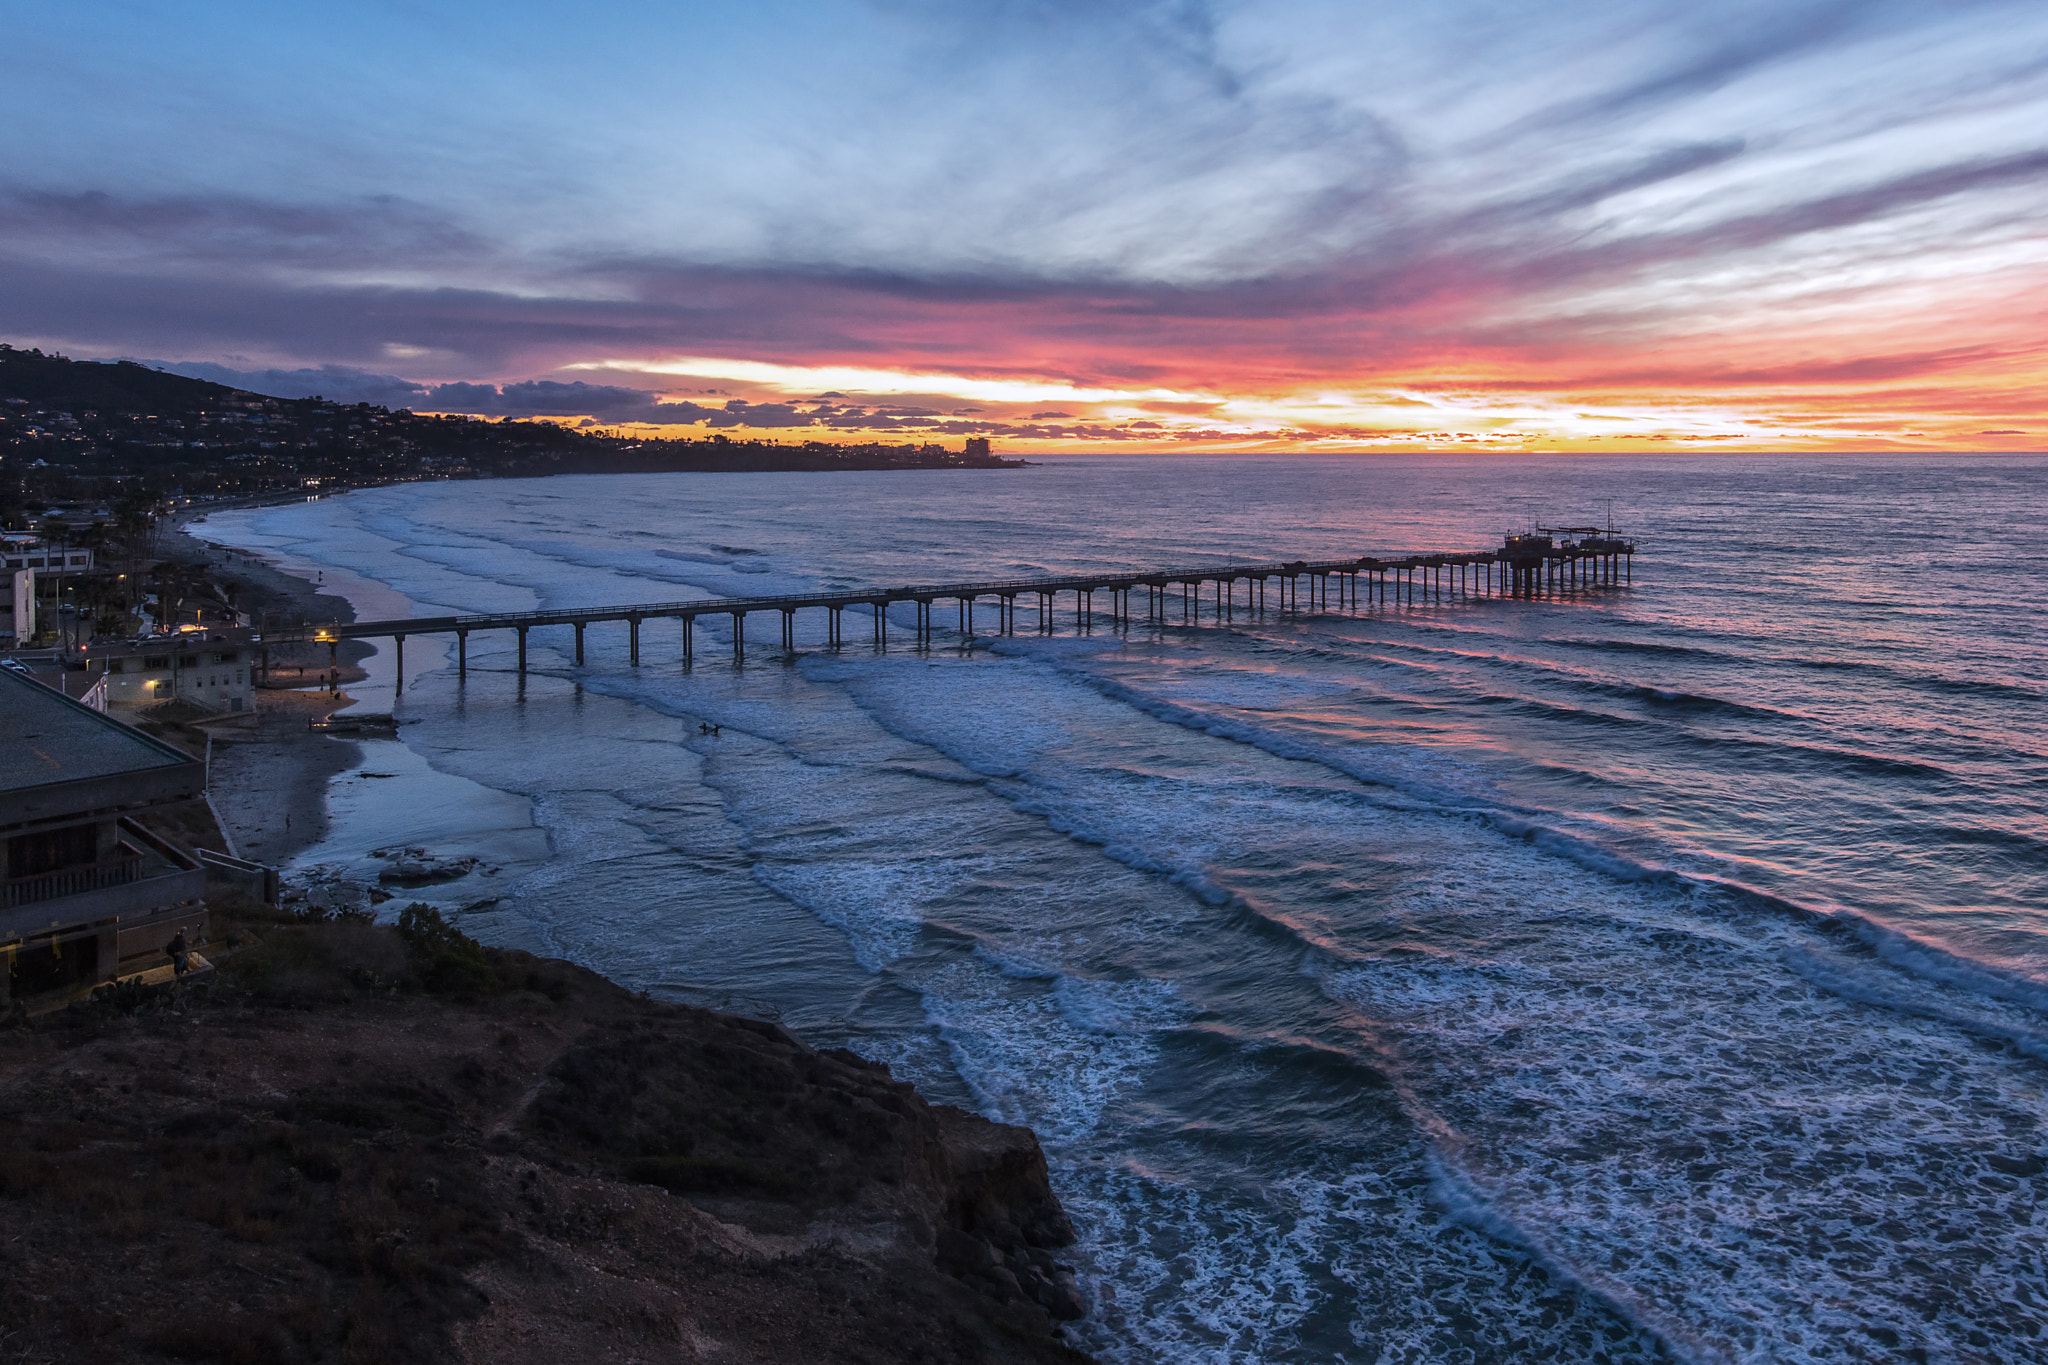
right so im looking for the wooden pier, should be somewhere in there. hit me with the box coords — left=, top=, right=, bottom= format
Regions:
left=264, top=530, right=1633, bottom=684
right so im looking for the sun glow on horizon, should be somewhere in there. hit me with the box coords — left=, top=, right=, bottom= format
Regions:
left=567, top=356, right=1216, bottom=407
left=522, top=350, right=2048, bottom=454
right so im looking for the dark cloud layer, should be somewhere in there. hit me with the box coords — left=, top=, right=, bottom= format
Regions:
left=141, top=361, right=718, bottom=423
left=135, top=358, right=1065, bottom=439
left=0, top=190, right=481, bottom=269
left=33, top=111, right=2039, bottom=399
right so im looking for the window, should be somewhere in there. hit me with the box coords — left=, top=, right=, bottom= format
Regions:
left=215, top=651, right=237, bottom=663
left=106, top=658, right=124, bottom=674
left=143, top=656, right=169, bottom=670
left=178, top=656, right=198, bottom=668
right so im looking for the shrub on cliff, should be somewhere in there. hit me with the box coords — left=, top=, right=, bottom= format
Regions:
left=220, top=918, right=410, bottom=1004
left=219, top=906, right=502, bottom=1004
left=395, top=903, right=500, bottom=997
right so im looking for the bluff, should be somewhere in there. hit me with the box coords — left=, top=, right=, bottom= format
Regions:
left=0, top=912, right=1094, bottom=1363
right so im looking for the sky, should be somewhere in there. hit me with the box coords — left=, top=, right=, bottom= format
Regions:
left=4, top=0, right=2046, bottom=453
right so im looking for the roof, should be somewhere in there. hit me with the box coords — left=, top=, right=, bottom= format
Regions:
left=8, top=662, right=107, bottom=705
left=0, top=668, right=200, bottom=820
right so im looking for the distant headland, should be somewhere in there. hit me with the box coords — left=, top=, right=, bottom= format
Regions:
left=0, top=346, right=1029, bottom=522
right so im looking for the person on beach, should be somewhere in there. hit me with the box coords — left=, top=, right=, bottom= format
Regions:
left=167, top=929, right=190, bottom=979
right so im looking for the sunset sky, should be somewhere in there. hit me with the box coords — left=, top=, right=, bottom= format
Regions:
left=5, top=1, right=2045, bottom=452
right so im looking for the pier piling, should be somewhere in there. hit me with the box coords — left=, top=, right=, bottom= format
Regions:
left=281, top=528, right=1635, bottom=677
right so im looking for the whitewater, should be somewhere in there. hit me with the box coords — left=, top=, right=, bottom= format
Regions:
left=193, top=452, right=2048, bottom=1364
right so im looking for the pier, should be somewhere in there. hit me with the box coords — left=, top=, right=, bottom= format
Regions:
left=265, top=530, right=1633, bottom=683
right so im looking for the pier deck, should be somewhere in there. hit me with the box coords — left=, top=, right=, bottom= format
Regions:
left=265, top=535, right=1634, bottom=681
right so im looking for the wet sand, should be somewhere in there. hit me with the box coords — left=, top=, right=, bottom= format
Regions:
left=164, top=511, right=378, bottom=863
left=205, top=687, right=364, bottom=864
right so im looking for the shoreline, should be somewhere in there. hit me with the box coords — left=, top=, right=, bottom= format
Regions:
left=176, top=494, right=923, bottom=1047
left=181, top=503, right=559, bottom=931
left=165, top=510, right=381, bottom=865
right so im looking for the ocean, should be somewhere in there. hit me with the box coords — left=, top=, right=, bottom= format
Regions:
left=193, top=452, right=2048, bottom=1365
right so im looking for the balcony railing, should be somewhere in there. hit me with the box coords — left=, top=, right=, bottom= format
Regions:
left=2, top=852, right=145, bottom=910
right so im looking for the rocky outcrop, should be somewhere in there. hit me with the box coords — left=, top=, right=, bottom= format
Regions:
left=933, top=1107, right=1087, bottom=1320
left=373, top=846, right=482, bottom=886
left=0, top=918, right=1095, bottom=1364
left=524, top=999, right=1094, bottom=1343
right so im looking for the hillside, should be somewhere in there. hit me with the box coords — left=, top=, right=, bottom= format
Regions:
left=0, top=911, right=1094, bottom=1364
left=0, top=348, right=250, bottom=413
left=0, top=346, right=1025, bottom=526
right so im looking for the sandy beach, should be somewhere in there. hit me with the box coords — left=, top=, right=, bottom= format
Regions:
left=203, top=688, right=362, bottom=862
left=161, top=510, right=382, bottom=863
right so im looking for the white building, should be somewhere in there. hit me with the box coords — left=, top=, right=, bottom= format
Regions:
left=0, top=537, right=94, bottom=646
left=85, top=629, right=257, bottom=714
left=8, top=569, right=30, bottom=644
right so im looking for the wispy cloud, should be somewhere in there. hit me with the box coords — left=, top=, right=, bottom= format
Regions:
left=2, top=0, right=2045, bottom=449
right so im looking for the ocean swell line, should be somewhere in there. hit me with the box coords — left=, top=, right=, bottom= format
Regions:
left=1023, top=646, right=2048, bottom=1034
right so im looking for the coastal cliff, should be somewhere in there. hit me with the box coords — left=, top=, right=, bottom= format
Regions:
left=0, top=914, right=1095, bottom=1364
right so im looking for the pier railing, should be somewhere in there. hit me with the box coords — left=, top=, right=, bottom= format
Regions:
left=262, top=539, right=1633, bottom=679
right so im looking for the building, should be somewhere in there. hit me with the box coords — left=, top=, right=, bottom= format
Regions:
left=7, top=569, right=30, bottom=645
left=0, top=534, right=94, bottom=574
left=0, top=536, right=95, bottom=646
left=36, top=508, right=112, bottom=535
left=85, top=627, right=257, bottom=714
left=0, top=667, right=208, bottom=1002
